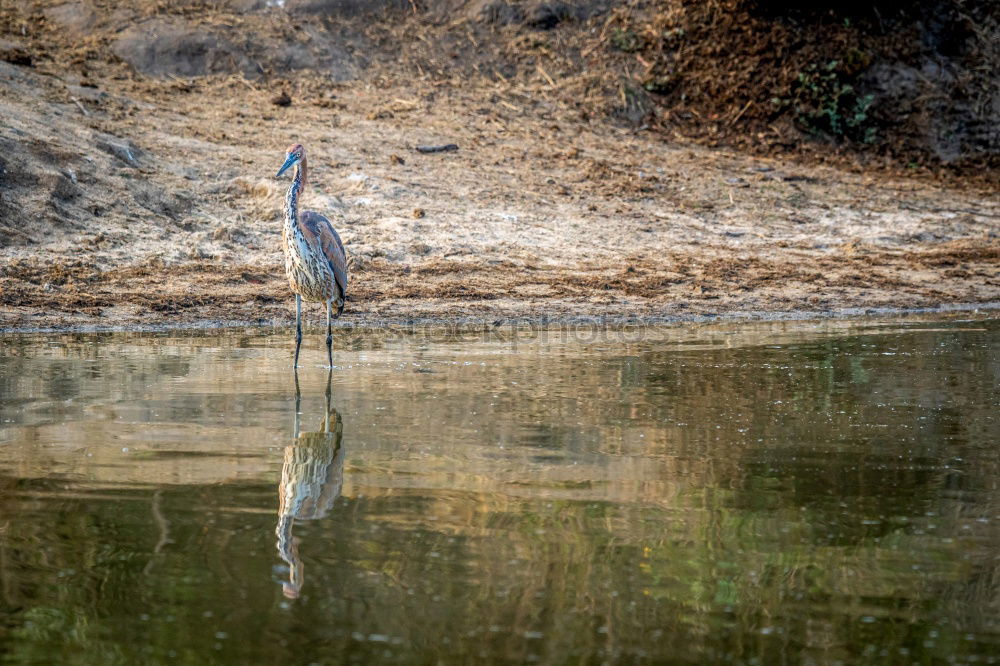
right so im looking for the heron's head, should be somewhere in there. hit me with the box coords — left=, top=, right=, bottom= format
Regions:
left=281, top=581, right=301, bottom=600
left=276, top=143, right=305, bottom=177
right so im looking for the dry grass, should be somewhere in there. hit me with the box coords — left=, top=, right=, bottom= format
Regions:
left=0, top=1, right=997, bottom=330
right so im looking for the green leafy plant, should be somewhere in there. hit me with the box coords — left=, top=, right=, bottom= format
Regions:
left=774, top=59, right=877, bottom=143
left=609, top=28, right=641, bottom=52
left=642, top=68, right=677, bottom=94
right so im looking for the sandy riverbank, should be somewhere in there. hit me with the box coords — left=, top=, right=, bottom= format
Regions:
left=1, top=2, right=997, bottom=333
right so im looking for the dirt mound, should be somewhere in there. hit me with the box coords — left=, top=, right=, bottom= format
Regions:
left=112, top=21, right=259, bottom=78
left=110, top=17, right=362, bottom=78
left=37, top=1, right=368, bottom=79
left=464, top=1, right=609, bottom=28
left=414, top=0, right=998, bottom=175
left=629, top=0, right=999, bottom=169
left=18, top=1, right=998, bottom=173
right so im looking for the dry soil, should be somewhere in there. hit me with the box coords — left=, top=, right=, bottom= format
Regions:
left=0, top=2, right=997, bottom=332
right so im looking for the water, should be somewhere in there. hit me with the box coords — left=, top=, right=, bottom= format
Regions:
left=0, top=317, right=997, bottom=664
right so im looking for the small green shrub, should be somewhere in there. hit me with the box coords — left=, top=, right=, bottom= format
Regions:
left=609, top=28, right=641, bottom=52
left=642, top=69, right=677, bottom=94
left=774, top=59, right=877, bottom=143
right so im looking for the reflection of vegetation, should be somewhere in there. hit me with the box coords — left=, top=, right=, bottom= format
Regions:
left=1, top=477, right=995, bottom=664
left=0, top=322, right=997, bottom=662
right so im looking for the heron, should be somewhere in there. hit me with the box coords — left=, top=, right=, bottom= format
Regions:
left=275, top=371, right=345, bottom=599
left=276, top=143, right=348, bottom=369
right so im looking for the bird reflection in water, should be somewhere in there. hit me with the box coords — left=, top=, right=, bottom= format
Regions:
left=275, top=371, right=345, bottom=599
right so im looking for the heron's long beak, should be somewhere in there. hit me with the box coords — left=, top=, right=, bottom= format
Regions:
left=276, top=154, right=298, bottom=177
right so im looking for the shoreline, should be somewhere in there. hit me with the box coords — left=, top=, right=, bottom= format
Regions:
left=3, top=301, right=997, bottom=336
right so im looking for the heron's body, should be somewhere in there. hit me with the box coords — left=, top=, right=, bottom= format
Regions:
left=277, top=144, right=348, bottom=367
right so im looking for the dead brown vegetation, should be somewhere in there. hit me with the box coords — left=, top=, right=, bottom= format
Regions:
left=0, top=1, right=997, bottom=331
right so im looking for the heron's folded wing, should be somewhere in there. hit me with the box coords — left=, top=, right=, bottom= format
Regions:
left=301, top=211, right=348, bottom=296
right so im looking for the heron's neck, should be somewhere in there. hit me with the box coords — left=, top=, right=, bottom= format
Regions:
left=275, top=513, right=296, bottom=563
left=283, top=161, right=307, bottom=233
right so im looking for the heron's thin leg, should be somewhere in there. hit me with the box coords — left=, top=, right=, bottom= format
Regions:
left=294, top=293, right=303, bottom=369
left=323, top=368, right=332, bottom=432
left=293, top=367, right=302, bottom=439
left=326, top=301, right=333, bottom=368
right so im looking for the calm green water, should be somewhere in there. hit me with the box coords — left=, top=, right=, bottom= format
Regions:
left=0, top=317, right=998, bottom=664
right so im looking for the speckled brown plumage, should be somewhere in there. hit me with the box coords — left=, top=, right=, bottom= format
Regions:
left=275, top=372, right=344, bottom=598
left=277, top=143, right=349, bottom=368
